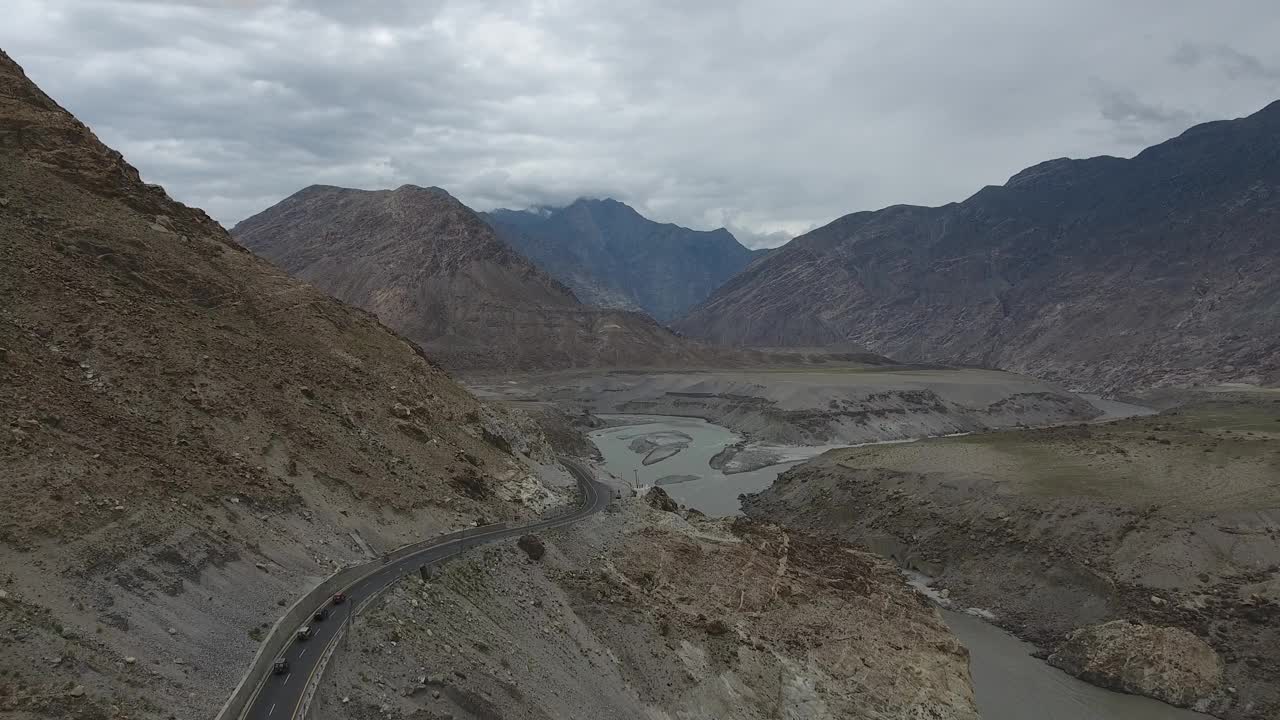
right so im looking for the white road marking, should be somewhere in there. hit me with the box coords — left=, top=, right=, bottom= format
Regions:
left=299, top=648, right=307, bottom=658
left=283, top=673, right=291, bottom=685
left=268, top=703, right=276, bottom=717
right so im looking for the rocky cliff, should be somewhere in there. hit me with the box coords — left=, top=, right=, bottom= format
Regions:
left=679, top=103, right=1280, bottom=391
left=0, top=49, right=559, bottom=720
left=234, top=187, right=748, bottom=371
left=487, top=198, right=759, bottom=322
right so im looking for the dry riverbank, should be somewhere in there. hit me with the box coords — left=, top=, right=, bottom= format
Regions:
left=470, top=367, right=1101, bottom=446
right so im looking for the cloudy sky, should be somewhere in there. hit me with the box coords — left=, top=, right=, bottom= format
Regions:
left=6, top=1, right=1280, bottom=247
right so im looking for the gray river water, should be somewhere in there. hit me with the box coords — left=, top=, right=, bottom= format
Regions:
left=590, top=413, right=1205, bottom=720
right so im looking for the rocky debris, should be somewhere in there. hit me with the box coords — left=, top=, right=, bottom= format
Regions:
left=516, top=534, right=545, bottom=561
left=472, top=405, right=555, bottom=464
left=312, top=500, right=979, bottom=720
left=644, top=487, right=679, bottom=513
left=1048, top=620, right=1224, bottom=708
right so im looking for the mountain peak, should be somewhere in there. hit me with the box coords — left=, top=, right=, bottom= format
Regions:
left=394, top=183, right=452, bottom=197
left=485, top=197, right=755, bottom=322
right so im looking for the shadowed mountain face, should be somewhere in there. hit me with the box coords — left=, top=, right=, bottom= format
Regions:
left=486, top=198, right=761, bottom=322
left=678, top=103, right=1280, bottom=391
left=232, top=186, right=742, bottom=371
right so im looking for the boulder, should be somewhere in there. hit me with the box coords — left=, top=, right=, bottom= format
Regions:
left=1048, top=620, right=1223, bottom=707
left=517, top=534, right=546, bottom=561
left=645, top=486, right=679, bottom=513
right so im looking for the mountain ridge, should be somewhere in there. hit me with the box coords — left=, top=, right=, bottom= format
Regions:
left=232, top=185, right=764, bottom=371
left=678, top=100, right=1280, bottom=391
left=485, top=197, right=759, bottom=322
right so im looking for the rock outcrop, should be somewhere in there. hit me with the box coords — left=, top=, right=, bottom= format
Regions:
left=1048, top=621, right=1223, bottom=709
left=516, top=534, right=546, bottom=561
left=486, top=198, right=761, bottom=322
left=644, top=486, right=680, bottom=513
left=679, top=102, right=1280, bottom=391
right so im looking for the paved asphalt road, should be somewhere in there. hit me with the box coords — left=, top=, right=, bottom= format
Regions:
left=241, top=459, right=612, bottom=720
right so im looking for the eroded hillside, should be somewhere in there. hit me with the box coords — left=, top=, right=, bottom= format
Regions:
left=0, top=50, right=561, bottom=720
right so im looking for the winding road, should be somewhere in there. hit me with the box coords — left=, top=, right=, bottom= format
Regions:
left=238, top=459, right=612, bottom=720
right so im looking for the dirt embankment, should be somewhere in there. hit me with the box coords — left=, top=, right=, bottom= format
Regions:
left=312, top=498, right=980, bottom=720
left=471, top=368, right=1101, bottom=446
left=743, top=394, right=1280, bottom=719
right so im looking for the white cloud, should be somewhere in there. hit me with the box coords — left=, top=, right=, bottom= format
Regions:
left=5, top=0, right=1280, bottom=248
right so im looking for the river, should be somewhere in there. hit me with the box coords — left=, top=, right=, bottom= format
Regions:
left=590, top=413, right=1207, bottom=720
left=588, top=414, right=840, bottom=516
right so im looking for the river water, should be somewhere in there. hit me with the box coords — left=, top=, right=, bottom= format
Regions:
left=590, top=413, right=1206, bottom=720
left=589, top=414, right=839, bottom=516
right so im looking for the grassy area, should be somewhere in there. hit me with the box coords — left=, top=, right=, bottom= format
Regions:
left=833, top=393, right=1280, bottom=514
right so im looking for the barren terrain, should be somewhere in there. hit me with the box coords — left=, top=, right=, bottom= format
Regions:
left=473, top=367, right=1101, bottom=445
left=313, top=494, right=980, bottom=720
left=744, top=391, right=1280, bottom=719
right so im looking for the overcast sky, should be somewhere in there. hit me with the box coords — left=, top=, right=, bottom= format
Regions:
left=7, top=1, right=1280, bottom=247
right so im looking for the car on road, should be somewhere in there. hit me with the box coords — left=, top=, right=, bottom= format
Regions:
left=331, top=591, right=347, bottom=605
left=272, top=658, right=289, bottom=675
left=313, top=606, right=328, bottom=622
left=296, top=625, right=314, bottom=641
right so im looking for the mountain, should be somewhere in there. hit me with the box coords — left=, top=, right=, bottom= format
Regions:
left=0, top=49, right=558, bottom=719
left=232, top=186, right=744, bottom=371
left=485, top=198, right=760, bottom=322
left=678, top=103, right=1280, bottom=391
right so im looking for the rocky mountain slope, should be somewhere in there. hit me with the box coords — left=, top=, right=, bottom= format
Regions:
left=486, top=198, right=760, bottom=322
left=679, top=103, right=1280, bottom=391
left=313, top=495, right=980, bottom=720
left=0, top=50, right=562, bottom=720
left=743, top=391, right=1280, bottom=719
left=233, top=186, right=750, bottom=371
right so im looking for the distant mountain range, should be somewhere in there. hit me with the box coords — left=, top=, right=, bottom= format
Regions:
left=232, top=186, right=769, bottom=371
left=485, top=198, right=763, bottom=322
left=678, top=101, right=1280, bottom=391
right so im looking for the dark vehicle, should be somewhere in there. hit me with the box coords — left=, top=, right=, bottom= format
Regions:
left=313, top=606, right=328, bottom=622
left=272, top=658, right=289, bottom=675
left=296, top=625, right=314, bottom=641
left=331, top=591, right=347, bottom=605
